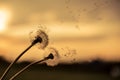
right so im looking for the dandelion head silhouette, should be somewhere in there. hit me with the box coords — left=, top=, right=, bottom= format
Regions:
left=46, top=53, right=54, bottom=60
left=44, top=47, right=60, bottom=66
left=29, top=29, right=49, bottom=49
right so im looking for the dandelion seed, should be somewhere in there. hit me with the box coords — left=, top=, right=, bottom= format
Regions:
left=44, top=47, right=60, bottom=66
left=29, top=29, right=49, bottom=49
left=0, top=29, right=49, bottom=80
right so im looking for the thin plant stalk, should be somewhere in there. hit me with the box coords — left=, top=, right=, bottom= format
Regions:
left=0, top=43, right=35, bottom=80
left=9, top=58, right=47, bottom=80
left=0, top=36, right=43, bottom=80
left=9, top=54, right=53, bottom=80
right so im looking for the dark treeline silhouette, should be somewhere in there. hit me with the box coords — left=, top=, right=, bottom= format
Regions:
left=1, top=56, right=120, bottom=80
left=1, top=56, right=120, bottom=73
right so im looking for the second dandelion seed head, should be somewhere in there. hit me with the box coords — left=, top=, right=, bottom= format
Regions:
left=46, top=53, right=54, bottom=59
left=44, top=47, right=60, bottom=66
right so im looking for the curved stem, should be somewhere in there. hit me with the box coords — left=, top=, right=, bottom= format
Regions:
left=9, top=58, right=48, bottom=80
left=0, top=43, right=35, bottom=80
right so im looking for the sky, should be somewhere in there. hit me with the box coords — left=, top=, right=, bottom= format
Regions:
left=0, top=0, right=120, bottom=64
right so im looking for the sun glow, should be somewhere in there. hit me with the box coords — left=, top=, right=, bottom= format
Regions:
left=0, top=9, right=10, bottom=31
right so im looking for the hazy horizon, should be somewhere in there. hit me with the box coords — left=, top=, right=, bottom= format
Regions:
left=0, top=0, right=120, bottom=65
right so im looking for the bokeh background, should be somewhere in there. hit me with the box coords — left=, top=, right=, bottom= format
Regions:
left=0, top=0, right=120, bottom=80
left=0, top=0, right=120, bottom=62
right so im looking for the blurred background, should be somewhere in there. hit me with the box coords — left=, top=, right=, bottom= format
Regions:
left=0, top=0, right=120, bottom=80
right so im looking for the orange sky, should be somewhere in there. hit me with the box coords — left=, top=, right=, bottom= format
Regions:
left=0, top=0, right=120, bottom=63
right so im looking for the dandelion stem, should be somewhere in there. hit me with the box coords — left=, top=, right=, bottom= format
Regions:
left=9, top=54, right=53, bottom=80
left=0, top=43, right=35, bottom=80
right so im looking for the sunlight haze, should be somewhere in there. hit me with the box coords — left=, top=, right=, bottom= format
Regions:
left=0, top=0, right=120, bottom=63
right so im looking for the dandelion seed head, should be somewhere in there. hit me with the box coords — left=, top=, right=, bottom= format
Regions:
left=29, top=29, right=49, bottom=49
left=46, top=53, right=54, bottom=59
left=44, top=47, right=60, bottom=66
